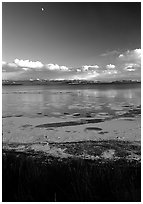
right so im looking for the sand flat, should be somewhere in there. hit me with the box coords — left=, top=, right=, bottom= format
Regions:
left=2, top=115, right=141, bottom=144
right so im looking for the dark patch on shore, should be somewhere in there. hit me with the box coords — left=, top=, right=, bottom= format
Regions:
left=3, top=114, right=23, bottom=118
left=2, top=144, right=141, bottom=202
left=37, top=112, right=42, bottom=115
left=121, top=106, right=141, bottom=117
left=85, top=127, right=102, bottom=131
left=3, top=140, right=141, bottom=161
left=22, top=124, right=33, bottom=128
left=98, top=131, right=109, bottom=134
left=33, top=105, right=141, bottom=129
left=15, top=114, right=23, bottom=117
left=64, top=112, right=70, bottom=115
left=46, top=128, right=55, bottom=130
left=122, top=118, right=135, bottom=121
left=72, top=113, right=81, bottom=117
left=35, top=118, right=104, bottom=128
left=2, top=115, right=13, bottom=118
left=49, top=140, right=140, bottom=159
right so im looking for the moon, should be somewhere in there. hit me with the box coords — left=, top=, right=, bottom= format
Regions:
left=41, top=8, right=44, bottom=11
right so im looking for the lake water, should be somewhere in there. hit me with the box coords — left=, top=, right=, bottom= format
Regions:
left=2, top=84, right=141, bottom=119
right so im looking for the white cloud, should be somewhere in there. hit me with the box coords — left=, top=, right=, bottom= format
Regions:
left=102, top=69, right=118, bottom=75
left=124, top=63, right=140, bottom=72
left=76, top=69, right=81, bottom=72
left=118, top=49, right=141, bottom=64
left=82, top=65, right=99, bottom=71
left=45, top=63, right=69, bottom=71
left=2, top=49, right=140, bottom=81
left=106, top=64, right=116, bottom=69
left=84, top=71, right=99, bottom=80
left=2, top=62, right=19, bottom=72
left=60, top=66, right=69, bottom=71
left=92, top=71, right=98, bottom=75
left=46, top=63, right=60, bottom=70
left=110, top=70, right=118, bottom=74
left=118, top=49, right=141, bottom=74
left=8, top=62, right=17, bottom=67
left=82, top=65, right=89, bottom=71
left=22, top=67, right=29, bottom=71
left=72, top=70, right=99, bottom=80
left=125, top=63, right=140, bottom=68
left=118, top=54, right=124, bottom=58
left=2, top=61, right=6, bottom=65
left=90, top=65, right=99, bottom=69
left=3, top=59, right=70, bottom=74
left=14, top=59, right=43, bottom=69
left=124, top=67, right=135, bottom=72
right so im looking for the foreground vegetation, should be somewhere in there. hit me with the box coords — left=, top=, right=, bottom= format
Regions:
left=3, top=148, right=141, bottom=202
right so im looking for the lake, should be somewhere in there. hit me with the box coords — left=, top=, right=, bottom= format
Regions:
left=2, top=84, right=141, bottom=118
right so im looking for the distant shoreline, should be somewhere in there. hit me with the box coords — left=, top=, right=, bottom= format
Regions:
left=2, top=80, right=141, bottom=86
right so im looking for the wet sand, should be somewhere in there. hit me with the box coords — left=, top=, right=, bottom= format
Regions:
left=2, top=105, right=141, bottom=159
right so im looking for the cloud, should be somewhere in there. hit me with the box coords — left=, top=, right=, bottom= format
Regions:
left=2, top=49, right=141, bottom=81
left=14, top=59, right=44, bottom=69
left=106, top=64, right=116, bottom=69
left=102, top=69, right=118, bottom=75
left=118, top=49, right=141, bottom=64
left=101, top=50, right=120, bottom=57
left=124, top=63, right=140, bottom=72
left=82, top=65, right=99, bottom=71
left=8, top=62, right=17, bottom=67
left=45, top=63, right=69, bottom=71
left=45, top=63, right=59, bottom=70
left=2, top=61, right=19, bottom=72
left=71, top=70, right=99, bottom=80
left=118, top=49, right=141, bottom=74
left=60, top=66, right=69, bottom=71
left=124, top=67, right=135, bottom=72
left=22, top=68, right=29, bottom=71
left=2, top=61, right=6, bottom=65
left=2, top=59, right=70, bottom=78
left=76, top=69, right=82, bottom=72
left=3, top=59, right=70, bottom=74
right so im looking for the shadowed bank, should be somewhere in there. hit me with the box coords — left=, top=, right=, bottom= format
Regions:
left=3, top=140, right=141, bottom=202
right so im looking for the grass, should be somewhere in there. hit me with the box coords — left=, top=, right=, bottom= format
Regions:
left=2, top=149, right=141, bottom=202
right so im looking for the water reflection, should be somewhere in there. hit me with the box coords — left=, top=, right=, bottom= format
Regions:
left=82, top=89, right=118, bottom=98
left=105, top=90, right=117, bottom=98
left=22, top=94, right=43, bottom=103
left=2, top=85, right=141, bottom=117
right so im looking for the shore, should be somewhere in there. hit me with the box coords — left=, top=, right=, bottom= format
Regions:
left=2, top=105, right=141, bottom=201
left=3, top=140, right=141, bottom=202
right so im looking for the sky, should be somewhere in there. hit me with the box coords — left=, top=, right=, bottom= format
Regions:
left=2, top=2, right=141, bottom=81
